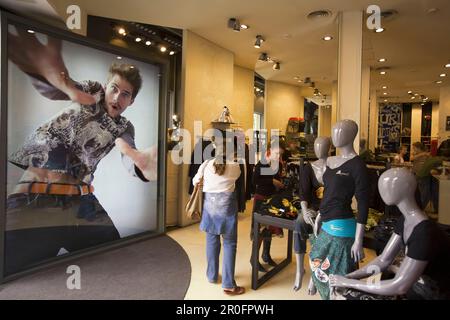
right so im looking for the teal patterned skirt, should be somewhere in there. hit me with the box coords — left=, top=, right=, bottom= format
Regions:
left=309, top=226, right=357, bottom=300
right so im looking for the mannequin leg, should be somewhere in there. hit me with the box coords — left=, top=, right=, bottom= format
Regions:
left=308, top=276, right=317, bottom=295
left=250, top=236, right=267, bottom=272
left=261, top=228, right=277, bottom=266
left=293, top=253, right=305, bottom=291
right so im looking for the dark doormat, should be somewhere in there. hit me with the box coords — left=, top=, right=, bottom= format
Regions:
left=0, top=235, right=191, bottom=300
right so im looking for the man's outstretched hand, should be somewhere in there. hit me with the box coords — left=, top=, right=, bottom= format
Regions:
left=115, top=138, right=158, bottom=181
left=8, top=27, right=95, bottom=105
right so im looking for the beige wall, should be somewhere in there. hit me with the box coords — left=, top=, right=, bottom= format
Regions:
left=318, top=106, right=332, bottom=137
left=265, top=81, right=304, bottom=137
left=176, top=30, right=235, bottom=226
left=439, top=86, right=450, bottom=144
left=232, top=66, right=254, bottom=132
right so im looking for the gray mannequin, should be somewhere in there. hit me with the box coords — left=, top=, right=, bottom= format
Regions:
left=293, top=136, right=330, bottom=292
left=308, top=119, right=370, bottom=300
left=329, top=168, right=450, bottom=299
left=325, top=119, right=365, bottom=262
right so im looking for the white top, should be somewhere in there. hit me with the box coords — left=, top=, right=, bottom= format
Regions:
left=193, top=159, right=241, bottom=193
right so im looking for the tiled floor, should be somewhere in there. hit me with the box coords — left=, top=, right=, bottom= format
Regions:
left=168, top=200, right=376, bottom=300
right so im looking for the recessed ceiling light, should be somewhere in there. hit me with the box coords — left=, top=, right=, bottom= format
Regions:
left=414, top=93, right=419, bottom=96
left=117, top=56, right=122, bottom=60
left=118, top=28, right=126, bottom=35
left=440, top=73, right=447, bottom=77
left=382, top=86, right=387, bottom=89
left=323, top=36, right=333, bottom=41
left=169, top=51, right=175, bottom=55
left=383, top=92, right=388, bottom=95
left=380, top=71, right=386, bottom=75
left=27, top=29, right=35, bottom=34
left=145, top=41, right=152, bottom=46
left=411, top=96, right=415, bottom=99
left=384, top=99, right=388, bottom=102
left=408, top=91, right=413, bottom=94
left=240, top=24, right=249, bottom=30
left=160, top=46, right=167, bottom=52
left=294, top=76, right=299, bottom=80
left=446, top=63, right=450, bottom=68
left=378, top=58, right=386, bottom=62
left=436, top=80, right=443, bottom=84
left=298, top=80, right=303, bottom=83
left=130, top=66, right=135, bottom=69
left=375, top=28, right=385, bottom=33
left=135, top=37, right=142, bottom=42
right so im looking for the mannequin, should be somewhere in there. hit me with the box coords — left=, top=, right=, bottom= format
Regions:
left=329, top=168, right=450, bottom=300
left=308, top=119, right=370, bottom=300
left=293, top=137, right=330, bottom=291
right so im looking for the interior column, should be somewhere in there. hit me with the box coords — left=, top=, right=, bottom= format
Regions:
left=336, top=11, right=363, bottom=152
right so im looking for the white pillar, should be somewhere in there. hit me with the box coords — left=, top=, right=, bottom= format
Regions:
left=337, top=11, right=363, bottom=152
left=368, top=89, right=379, bottom=151
left=411, top=104, right=422, bottom=148
left=438, top=86, right=450, bottom=144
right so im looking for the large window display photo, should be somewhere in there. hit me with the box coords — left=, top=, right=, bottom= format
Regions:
left=2, top=19, right=163, bottom=277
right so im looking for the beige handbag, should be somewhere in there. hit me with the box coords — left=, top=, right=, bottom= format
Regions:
left=185, top=177, right=203, bottom=220
left=185, top=160, right=210, bottom=220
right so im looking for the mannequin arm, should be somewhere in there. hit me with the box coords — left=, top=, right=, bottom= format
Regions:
left=329, top=257, right=428, bottom=296
left=346, top=233, right=403, bottom=279
left=313, top=212, right=321, bottom=237
left=301, top=201, right=317, bottom=227
left=351, top=223, right=366, bottom=263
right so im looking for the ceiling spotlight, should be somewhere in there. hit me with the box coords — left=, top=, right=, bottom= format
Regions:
left=298, top=80, right=303, bottom=83
left=378, top=58, right=386, bottom=62
left=117, top=56, right=122, bottom=60
left=118, top=28, right=126, bottom=35
left=411, top=96, right=415, bottom=99
left=375, top=27, right=385, bottom=33
left=382, top=86, right=387, bottom=89
left=383, top=92, right=388, bottom=95
left=135, top=37, right=142, bottom=42
left=27, top=29, right=35, bottom=34
left=440, top=73, right=447, bottom=77
left=384, top=99, right=388, bottom=102
left=408, top=91, right=413, bottom=94
left=169, top=51, right=175, bottom=55
left=273, top=62, right=280, bottom=70
left=380, top=71, right=386, bottom=75
left=258, top=52, right=268, bottom=61
left=254, top=35, right=264, bottom=48
left=446, top=63, right=450, bottom=68
left=323, top=35, right=333, bottom=41
left=228, top=18, right=248, bottom=32
left=160, top=46, right=167, bottom=52
left=294, top=76, right=299, bottom=80
left=414, top=93, right=419, bottom=96
left=145, top=40, right=152, bottom=46
left=436, top=80, right=443, bottom=84
left=255, top=88, right=261, bottom=92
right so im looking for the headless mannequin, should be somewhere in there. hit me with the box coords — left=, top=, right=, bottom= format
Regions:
left=293, top=137, right=330, bottom=292
left=329, top=169, right=429, bottom=297
left=325, top=119, right=365, bottom=263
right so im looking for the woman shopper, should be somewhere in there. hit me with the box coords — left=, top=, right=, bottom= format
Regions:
left=193, top=138, right=245, bottom=295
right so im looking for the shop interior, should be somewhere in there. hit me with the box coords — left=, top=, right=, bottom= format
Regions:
left=0, top=0, right=449, bottom=300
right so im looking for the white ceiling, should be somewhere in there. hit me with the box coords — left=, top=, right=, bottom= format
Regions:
left=2, top=0, right=450, bottom=103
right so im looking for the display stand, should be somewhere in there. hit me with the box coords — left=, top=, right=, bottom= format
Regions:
left=251, top=213, right=294, bottom=290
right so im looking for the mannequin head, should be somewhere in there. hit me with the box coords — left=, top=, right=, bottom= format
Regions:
left=331, top=120, right=358, bottom=148
left=314, top=137, right=331, bottom=159
left=378, top=168, right=417, bottom=206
